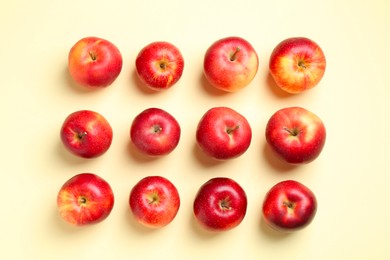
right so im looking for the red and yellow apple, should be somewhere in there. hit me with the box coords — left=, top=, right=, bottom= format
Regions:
left=129, top=176, right=180, bottom=228
left=68, top=36, right=123, bottom=88
left=135, top=41, right=184, bottom=91
left=57, top=173, right=114, bottom=226
left=269, top=37, right=326, bottom=94
left=203, top=36, right=259, bottom=92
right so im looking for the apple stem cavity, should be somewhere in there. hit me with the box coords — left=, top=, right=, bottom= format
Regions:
left=147, top=193, right=160, bottom=205
left=298, top=60, right=307, bottom=69
left=219, top=198, right=232, bottom=211
left=77, top=131, right=88, bottom=140
left=226, top=125, right=240, bottom=135
left=78, top=196, right=87, bottom=205
left=89, top=52, right=97, bottom=61
left=153, top=125, right=162, bottom=134
left=283, top=127, right=299, bottom=137
left=159, top=62, right=167, bottom=70
left=230, top=47, right=241, bottom=61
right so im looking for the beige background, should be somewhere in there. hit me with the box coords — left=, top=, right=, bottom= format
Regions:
left=1, top=0, right=389, bottom=259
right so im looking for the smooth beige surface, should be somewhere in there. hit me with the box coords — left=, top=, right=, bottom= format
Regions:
left=1, top=0, right=389, bottom=259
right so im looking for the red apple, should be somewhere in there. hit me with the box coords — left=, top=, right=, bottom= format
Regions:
left=196, top=107, right=252, bottom=160
left=262, top=180, right=317, bottom=232
left=129, top=176, right=180, bottom=228
left=68, top=36, right=123, bottom=88
left=269, top=37, right=326, bottom=94
left=130, top=108, right=181, bottom=157
left=135, top=41, right=184, bottom=91
left=60, top=110, right=113, bottom=159
left=193, top=177, right=247, bottom=231
left=265, top=107, right=326, bottom=164
left=203, top=36, right=259, bottom=92
left=57, top=173, right=114, bottom=226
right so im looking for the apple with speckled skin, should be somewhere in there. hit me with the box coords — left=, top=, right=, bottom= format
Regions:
left=57, top=173, right=114, bottom=226
left=269, top=37, right=326, bottom=94
left=130, top=108, right=181, bottom=157
left=135, top=41, right=184, bottom=91
left=68, top=36, right=123, bottom=88
left=129, top=176, right=180, bottom=228
left=265, top=106, right=326, bottom=164
left=196, top=107, right=252, bottom=160
left=193, top=177, right=247, bottom=231
left=262, top=180, right=317, bottom=232
left=203, top=36, right=259, bottom=92
left=60, top=110, right=113, bottom=159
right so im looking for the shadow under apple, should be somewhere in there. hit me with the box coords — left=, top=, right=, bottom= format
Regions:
left=192, top=142, right=227, bottom=168
left=262, top=142, right=298, bottom=173
left=259, top=215, right=292, bottom=240
left=265, top=72, right=293, bottom=99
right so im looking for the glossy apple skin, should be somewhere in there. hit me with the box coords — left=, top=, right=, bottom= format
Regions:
left=135, top=41, right=184, bottom=91
left=265, top=107, right=326, bottom=164
left=68, top=36, right=123, bottom=88
left=196, top=107, right=252, bottom=160
left=262, top=180, right=317, bottom=232
left=269, top=37, right=326, bottom=94
left=193, top=177, right=247, bottom=231
left=130, top=108, right=181, bottom=157
left=203, top=36, right=259, bottom=92
left=57, top=173, right=114, bottom=226
left=129, top=176, right=180, bottom=228
left=61, top=110, right=113, bottom=159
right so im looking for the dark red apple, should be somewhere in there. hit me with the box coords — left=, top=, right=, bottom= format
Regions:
left=193, top=177, right=247, bottom=231
left=262, top=180, right=317, bottom=232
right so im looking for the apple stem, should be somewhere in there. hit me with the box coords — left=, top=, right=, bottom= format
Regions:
left=153, top=125, right=162, bottom=134
left=283, top=127, right=299, bottom=136
left=77, top=131, right=88, bottom=140
left=159, top=62, right=167, bottom=70
left=89, top=52, right=97, bottom=61
left=226, top=125, right=239, bottom=135
left=78, top=196, right=87, bottom=205
left=283, top=201, right=295, bottom=209
left=230, top=47, right=241, bottom=61
left=220, top=197, right=232, bottom=211
left=298, top=60, right=307, bottom=69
